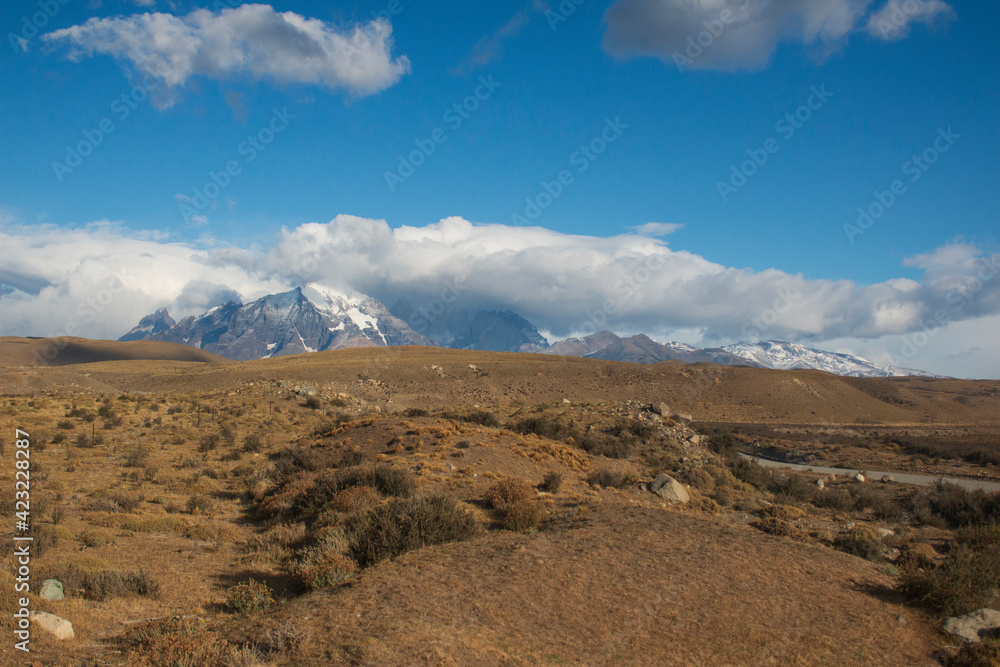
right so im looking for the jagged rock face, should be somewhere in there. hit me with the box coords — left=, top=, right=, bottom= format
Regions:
left=119, top=286, right=434, bottom=361
left=119, top=308, right=176, bottom=342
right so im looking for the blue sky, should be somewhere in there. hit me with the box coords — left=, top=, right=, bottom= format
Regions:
left=1, top=0, right=998, bottom=377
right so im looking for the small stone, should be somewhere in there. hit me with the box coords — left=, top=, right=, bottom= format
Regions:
left=897, top=615, right=906, bottom=625
left=29, top=612, right=74, bottom=640
left=816, top=479, right=825, bottom=489
left=39, top=579, right=64, bottom=601
left=688, top=435, right=702, bottom=445
left=672, top=413, right=693, bottom=423
left=562, top=399, right=571, bottom=404
left=881, top=475, right=895, bottom=483
left=651, top=402, right=671, bottom=416
left=854, top=473, right=866, bottom=483
left=876, top=527, right=895, bottom=538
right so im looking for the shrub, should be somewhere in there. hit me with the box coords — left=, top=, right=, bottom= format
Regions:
left=502, top=500, right=545, bottom=533
left=84, top=570, right=160, bottom=601
left=834, top=524, right=885, bottom=561
left=812, top=488, right=855, bottom=512
left=122, top=618, right=232, bottom=667
left=729, top=458, right=772, bottom=489
left=899, top=543, right=1000, bottom=616
left=450, top=411, right=501, bottom=428
left=403, top=408, right=428, bottom=418
left=483, top=478, right=533, bottom=511
left=242, top=433, right=264, bottom=453
left=337, top=449, right=368, bottom=468
left=578, top=432, right=633, bottom=459
left=78, top=529, right=114, bottom=548
left=302, top=396, right=322, bottom=410
left=347, top=494, right=481, bottom=567
left=186, top=494, right=214, bottom=514
left=768, top=473, right=817, bottom=505
left=28, top=524, right=58, bottom=557
left=753, top=517, right=803, bottom=539
left=538, top=471, right=562, bottom=494
left=513, top=415, right=575, bottom=440
left=928, top=482, right=1000, bottom=527
left=286, top=464, right=415, bottom=521
left=587, top=469, right=635, bottom=489
left=56, top=420, right=75, bottom=430
left=292, top=544, right=357, bottom=591
left=949, top=639, right=1000, bottom=667
left=198, top=434, right=220, bottom=452
left=225, top=579, right=275, bottom=615
left=124, top=444, right=150, bottom=467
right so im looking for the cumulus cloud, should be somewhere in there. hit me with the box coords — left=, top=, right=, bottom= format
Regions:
left=42, top=4, right=411, bottom=107
left=0, top=216, right=997, bottom=377
left=602, top=0, right=953, bottom=71
left=632, top=222, right=683, bottom=236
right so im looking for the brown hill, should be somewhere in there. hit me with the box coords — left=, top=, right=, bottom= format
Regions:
left=0, top=336, right=226, bottom=367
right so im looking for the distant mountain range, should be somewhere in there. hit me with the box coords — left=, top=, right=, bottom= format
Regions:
left=119, top=284, right=940, bottom=377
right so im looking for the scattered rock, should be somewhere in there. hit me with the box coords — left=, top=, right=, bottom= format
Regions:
left=649, top=474, right=690, bottom=504
left=651, top=402, right=671, bottom=416
left=876, top=527, right=895, bottom=538
left=687, top=435, right=702, bottom=445
left=854, top=473, right=866, bottom=483
left=896, top=615, right=907, bottom=625
left=672, top=413, right=693, bottom=423
left=39, top=579, right=64, bottom=601
left=29, top=612, right=74, bottom=640
left=562, top=398, right=571, bottom=404
left=816, top=479, right=826, bottom=489
left=881, top=475, right=895, bottom=483
left=941, top=608, right=1000, bottom=644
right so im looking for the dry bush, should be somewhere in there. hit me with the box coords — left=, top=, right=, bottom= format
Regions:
left=812, top=487, right=855, bottom=512
left=287, top=465, right=415, bottom=521
left=834, top=524, right=885, bottom=561
left=758, top=504, right=806, bottom=522
left=483, top=478, right=534, bottom=511
left=927, top=482, right=1000, bottom=528
left=85, top=569, right=160, bottom=601
left=186, top=494, right=214, bottom=514
left=899, top=542, right=1000, bottom=616
left=123, top=618, right=232, bottom=667
left=225, top=579, right=275, bottom=615
left=346, top=494, right=481, bottom=568
left=292, top=542, right=357, bottom=591
left=122, top=516, right=189, bottom=535
left=578, top=432, right=633, bottom=459
left=538, top=471, right=562, bottom=494
left=326, top=485, right=382, bottom=514
left=445, top=410, right=501, bottom=428
left=78, top=528, right=114, bottom=547
left=752, top=517, right=805, bottom=540
left=242, top=523, right=306, bottom=566
left=502, top=500, right=545, bottom=533
left=587, top=469, right=635, bottom=489
left=728, top=458, right=772, bottom=489
left=949, top=639, right=1000, bottom=667
left=261, top=621, right=310, bottom=655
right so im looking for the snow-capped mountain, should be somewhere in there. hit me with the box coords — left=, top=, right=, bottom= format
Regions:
left=119, top=284, right=433, bottom=361
left=722, top=341, right=940, bottom=378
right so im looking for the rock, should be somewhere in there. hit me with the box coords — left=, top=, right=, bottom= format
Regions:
left=649, top=474, right=690, bottom=504
left=688, top=435, right=702, bottom=445
left=29, top=612, right=74, bottom=640
left=39, top=579, right=64, bottom=601
left=941, top=608, right=1000, bottom=644
left=562, top=399, right=571, bottom=404
left=816, top=479, right=826, bottom=489
left=876, top=527, right=895, bottom=538
left=672, top=413, right=693, bottom=423
left=881, top=475, right=895, bottom=483
left=651, top=402, right=671, bottom=416
left=854, top=473, right=866, bottom=483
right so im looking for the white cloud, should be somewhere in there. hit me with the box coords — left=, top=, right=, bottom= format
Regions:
left=866, top=0, right=954, bottom=41
left=0, top=216, right=997, bottom=377
left=43, top=4, right=411, bottom=107
left=602, top=0, right=953, bottom=71
left=452, top=7, right=537, bottom=75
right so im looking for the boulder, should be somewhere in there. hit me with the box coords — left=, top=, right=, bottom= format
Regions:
left=816, top=479, right=826, bottom=489
left=29, top=612, right=74, bottom=640
left=854, top=473, right=866, bottom=483
left=941, top=608, right=1000, bottom=644
left=688, top=435, right=702, bottom=445
left=649, top=475, right=690, bottom=504
left=651, top=402, right=671, bottom=416
left=672, top=413, right=693, bottom=423
left=39, top=579, right=64, bottom=601
left=881, top=475, right=895, bottom=483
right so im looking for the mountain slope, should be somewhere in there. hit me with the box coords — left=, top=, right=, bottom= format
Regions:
left=119, top=285, right=434, bottom=361
left=723, top=341, right=940, bottom=378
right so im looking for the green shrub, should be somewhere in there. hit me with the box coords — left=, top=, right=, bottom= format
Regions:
left=225, top=579, right=275, bottom=615
left=347, top=494, right=481, bottom=567
left=898, top=543, right=1000, bottom=616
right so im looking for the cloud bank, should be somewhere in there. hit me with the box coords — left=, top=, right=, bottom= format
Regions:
left=43, top=4, right=411, bottom=107
left=602, top=0, right=954, bottom=71
left=0, top=216, right=997, bottom=377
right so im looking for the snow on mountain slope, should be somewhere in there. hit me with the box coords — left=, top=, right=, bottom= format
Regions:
left=723, top=341, right=940, bottom=378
